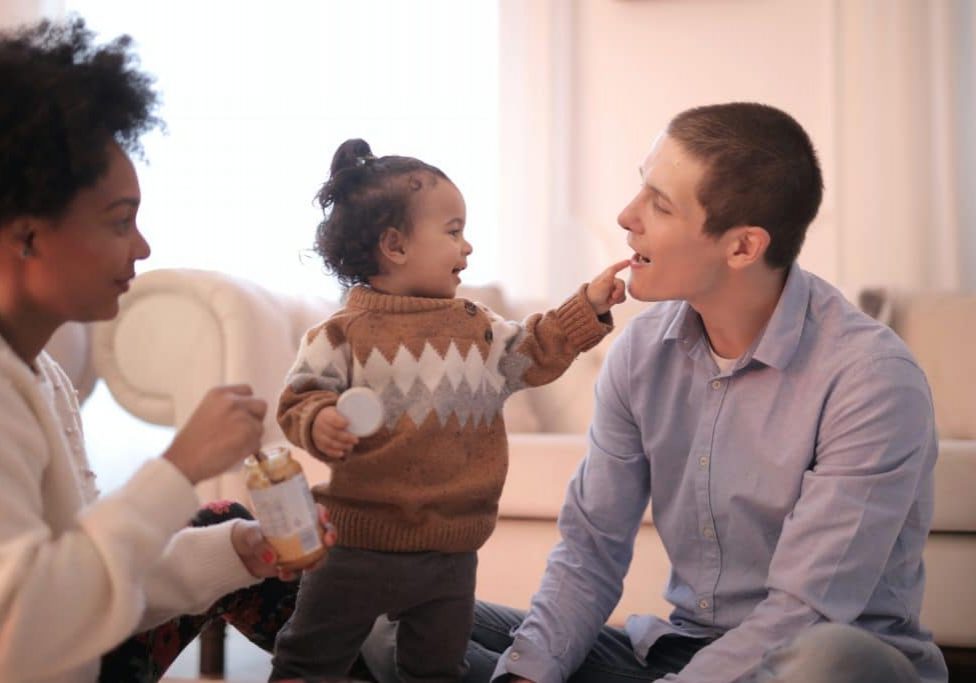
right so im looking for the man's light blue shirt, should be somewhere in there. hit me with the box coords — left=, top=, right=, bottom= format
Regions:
left=495, top=265, right=947, bottom=683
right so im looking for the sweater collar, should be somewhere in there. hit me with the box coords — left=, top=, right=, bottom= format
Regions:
left=347, top=286, right=465, bottom=314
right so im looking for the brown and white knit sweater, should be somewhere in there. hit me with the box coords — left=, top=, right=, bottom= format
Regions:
left=277, top=285, right=612, bottom=553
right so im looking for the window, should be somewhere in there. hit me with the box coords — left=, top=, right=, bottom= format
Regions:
left=61, top=0, right=499, bottom=490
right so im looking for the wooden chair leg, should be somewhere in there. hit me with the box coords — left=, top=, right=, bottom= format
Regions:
left=199, top=619, right=226, bottom=678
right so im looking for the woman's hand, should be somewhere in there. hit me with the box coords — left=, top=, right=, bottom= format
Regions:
left=230, top=505, right=338, bottom=580
left=311, top=406, right=359, bottom=459
left=163, top=384, right=267, bottom=484
left=585, top=259, right=630, bottom=315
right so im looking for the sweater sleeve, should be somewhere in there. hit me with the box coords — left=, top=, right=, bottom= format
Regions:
left=0, top=375, right=206, bottom=682
left=490, top=285, right=612, bottom=393
left=277, top=319, right=352, bottom=461
left=137, top=518, right=259, bottom=631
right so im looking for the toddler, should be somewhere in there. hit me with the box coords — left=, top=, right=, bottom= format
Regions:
left=270, top=138, right=627, bottom=682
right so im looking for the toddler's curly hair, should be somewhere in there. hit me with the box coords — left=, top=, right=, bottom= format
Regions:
left=314, top=138, right=449, bottom=288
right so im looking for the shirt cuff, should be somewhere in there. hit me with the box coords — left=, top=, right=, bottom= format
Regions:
left=492, top=635, right=564, bottom=683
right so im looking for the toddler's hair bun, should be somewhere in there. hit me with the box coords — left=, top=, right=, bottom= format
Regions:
left=330, top=138, right=373, bottom=175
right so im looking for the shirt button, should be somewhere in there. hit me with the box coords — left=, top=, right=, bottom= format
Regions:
left=510, top=651, right=521, bottom=661
left=464, top=301, right=477, bottom=315
left=711, top=380, right=722, bottom=389
left=703, top=526, right=715, bottom=539
left=698, top=599, right=710, bottom=609
left=698, top=455, right=709, bottom=468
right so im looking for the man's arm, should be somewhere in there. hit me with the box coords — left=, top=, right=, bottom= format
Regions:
left=660, top=355, right=936, bottom=682
left=493, top=330, right=651, bottom=683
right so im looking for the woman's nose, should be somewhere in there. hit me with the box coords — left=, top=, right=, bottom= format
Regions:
left=132, top=226, right=151, bottom=260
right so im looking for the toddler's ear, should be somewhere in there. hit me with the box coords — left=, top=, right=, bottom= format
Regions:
left=378, top=227, right=408, bottom=264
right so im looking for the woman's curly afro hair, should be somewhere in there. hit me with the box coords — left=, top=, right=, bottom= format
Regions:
left=0, top=16, right=161, bottom=226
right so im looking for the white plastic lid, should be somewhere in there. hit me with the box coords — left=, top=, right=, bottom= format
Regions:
left=336, top=387, right=384, bottom=437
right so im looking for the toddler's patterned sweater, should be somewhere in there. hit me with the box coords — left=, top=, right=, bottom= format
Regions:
left=278, top=285, right=611, bottom=553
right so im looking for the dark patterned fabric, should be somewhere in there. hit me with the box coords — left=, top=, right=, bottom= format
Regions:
left=98, top=501, right=298, bottom=683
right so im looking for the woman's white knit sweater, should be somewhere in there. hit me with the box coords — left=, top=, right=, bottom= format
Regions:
left=0, top=335, right=258, bottom=683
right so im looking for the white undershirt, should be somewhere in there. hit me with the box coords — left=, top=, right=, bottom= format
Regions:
left=708, top=341, right=739, bottom=375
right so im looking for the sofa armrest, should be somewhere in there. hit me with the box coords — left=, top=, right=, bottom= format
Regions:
left=91, top=268, right=337, bottom=498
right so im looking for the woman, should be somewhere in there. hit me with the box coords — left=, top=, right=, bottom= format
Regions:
left=0, top=17, right=336, bottom=682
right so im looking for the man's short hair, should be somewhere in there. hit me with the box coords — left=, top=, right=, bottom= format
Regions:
left=667, top=102, right=823, bottom=269
left=0, top=16, right=161, bottom=226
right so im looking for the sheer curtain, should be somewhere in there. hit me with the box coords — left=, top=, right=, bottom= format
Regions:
left=57, top=0, right=500, bottom=490
left=834, top=0, right=976, bottom=293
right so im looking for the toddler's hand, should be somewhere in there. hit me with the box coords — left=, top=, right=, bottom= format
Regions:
left=311, top=406, right=359, bottom=459
left=586, top=259, right=630, bottom=315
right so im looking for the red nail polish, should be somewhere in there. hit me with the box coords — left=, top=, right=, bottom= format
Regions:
left=261, top=550, right=275, bottom=564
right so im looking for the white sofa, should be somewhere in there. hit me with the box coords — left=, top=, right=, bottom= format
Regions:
left=45, top=268, right=975, bottom=675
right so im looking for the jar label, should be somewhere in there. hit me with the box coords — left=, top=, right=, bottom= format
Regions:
left=249, top=475, right=322, bottom=558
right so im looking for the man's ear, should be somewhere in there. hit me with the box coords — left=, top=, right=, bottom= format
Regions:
left=726, top=226, right=770, bottom=269
left=377, top=227, right=408, bottom=265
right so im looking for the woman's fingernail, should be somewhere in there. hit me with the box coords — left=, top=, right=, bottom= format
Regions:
left=261, top=550, right=275, bottom=564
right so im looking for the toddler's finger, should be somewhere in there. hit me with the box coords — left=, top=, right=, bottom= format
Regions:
left=598, top=259, right=631, bottom=282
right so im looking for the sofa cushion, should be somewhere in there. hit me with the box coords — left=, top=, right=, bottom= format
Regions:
left=932, top=439, right=976, bottom=531
left=887, top=291, right=976, bottom=440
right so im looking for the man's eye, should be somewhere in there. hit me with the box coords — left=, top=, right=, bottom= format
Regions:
left=652, top=203, right=671, bottom=215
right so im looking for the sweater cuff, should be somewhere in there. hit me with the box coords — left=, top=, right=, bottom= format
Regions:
left=174, top=521, right=260, bottom=599
left=125, top=457, right=200, bottom=530
left=557, top=285, right=614, bottom=352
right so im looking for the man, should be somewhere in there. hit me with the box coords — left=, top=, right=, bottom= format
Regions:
left=455, top=103, right=946, bottom=682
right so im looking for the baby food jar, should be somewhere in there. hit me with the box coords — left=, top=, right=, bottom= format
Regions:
left=244, top=446, right=327, bottom=571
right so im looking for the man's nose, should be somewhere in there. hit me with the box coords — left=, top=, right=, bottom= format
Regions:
left=617, top=195, right=641, bottom=232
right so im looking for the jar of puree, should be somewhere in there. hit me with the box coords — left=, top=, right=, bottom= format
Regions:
left=244, top=447, right=327, bottom=571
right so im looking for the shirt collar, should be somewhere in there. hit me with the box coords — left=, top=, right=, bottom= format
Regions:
left=749, top=262, right=810, bottom=370
left=663, top=262, right=811, bottom=371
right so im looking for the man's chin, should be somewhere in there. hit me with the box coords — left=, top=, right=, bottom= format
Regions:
left=627, top=281, right=664, bottom=303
